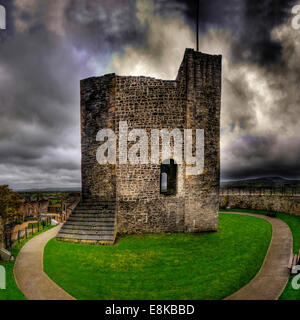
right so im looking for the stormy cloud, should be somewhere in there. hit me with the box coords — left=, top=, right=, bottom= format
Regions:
left=0, top=0, right=299, bottom=189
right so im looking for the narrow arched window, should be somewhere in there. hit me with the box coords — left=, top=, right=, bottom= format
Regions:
left=161, top=172, right=168, bottom=192
left=160, top=159, right=177, bottom=195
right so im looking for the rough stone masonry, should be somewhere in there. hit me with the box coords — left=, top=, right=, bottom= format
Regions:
left=58, top=49, right=222, bottom=244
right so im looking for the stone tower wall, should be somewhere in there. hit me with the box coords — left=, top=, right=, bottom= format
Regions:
left=80, top=49, right=222, bottom=234
left=80, top=74, right=116, bottom=201
left=114, top=76, right=186, bottom=233
left=178, top=49, right=222, bottom=232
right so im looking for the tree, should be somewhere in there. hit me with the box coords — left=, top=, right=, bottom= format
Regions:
left=0, top=185, right=22, bottom=248
left=0, top=185, right=22, bottom=221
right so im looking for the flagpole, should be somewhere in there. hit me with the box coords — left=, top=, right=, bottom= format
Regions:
left=196, top=0, right=199, bottom=51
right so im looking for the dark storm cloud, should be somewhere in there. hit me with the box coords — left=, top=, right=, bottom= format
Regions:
left=177, top=0, right=245, bottom=31
left=229, top=135, right=277, bottom=161
left=63, top=0, right=194, bottom=55
left=222, top=135, right=300, bottom=180
left=236, top=0, right=298, bottom=64
left=64, top=0, right=146, bottom=52
left=177, top=0, right=298, bottom=65
left=223, top=77, right=257, bottom=131
left=0, top=33, right=79, bottom=127
left=0, top=17, right=84, bottom=188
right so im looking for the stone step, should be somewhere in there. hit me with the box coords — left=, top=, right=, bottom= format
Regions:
left=62, top=224, right=114, bottom=231
left=82, top=198, right=114, bottom=202
left=57, top=198, right=116, bottom=244
left=78, top=201, right=116, bottom=208
left=77, top=206, right=115, bottom=211
left=78, top=201, right=115, bottom=205
left=68, top=216, right=115, bottom=222
left=70, top=213, right=115, bottom=218
left=60, top=229, right=114, bottom=236
left=57, top=233, right=114, bottom=241
left=73, top=209, right=115, bottom=215
left=64, top=221, right=115, bottom=227
left=77, top=202, right=115, bottom=207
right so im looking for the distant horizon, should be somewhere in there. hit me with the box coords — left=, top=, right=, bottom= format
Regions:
left=221, top=176, right=300, bottom=183
left=9, top=175, right=300, bottom=192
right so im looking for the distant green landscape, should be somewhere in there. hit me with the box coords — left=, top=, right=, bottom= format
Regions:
left=17, top=191, right=80, bottom=200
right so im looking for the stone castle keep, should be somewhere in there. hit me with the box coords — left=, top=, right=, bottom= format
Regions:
left=57, top=49, right=222, bottom=244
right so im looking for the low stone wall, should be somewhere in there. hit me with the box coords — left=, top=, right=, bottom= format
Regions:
left=220, top=195, right=300, bottom=216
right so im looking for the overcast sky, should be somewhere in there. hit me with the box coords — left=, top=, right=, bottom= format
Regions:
left=0, top=0, right=299, bottom=190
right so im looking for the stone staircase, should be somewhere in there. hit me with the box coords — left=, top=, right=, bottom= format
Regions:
left=56, top=199, right=116, bottom=245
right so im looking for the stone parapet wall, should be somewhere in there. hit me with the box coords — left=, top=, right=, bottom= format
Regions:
left=220, top=195, right=300, bottom=216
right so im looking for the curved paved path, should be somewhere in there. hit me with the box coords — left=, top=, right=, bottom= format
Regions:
left=14, top=225, right=75, bottom=300
left=224, top=212, right=293, bottom=300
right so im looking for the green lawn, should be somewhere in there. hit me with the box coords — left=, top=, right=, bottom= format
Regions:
left=0, top=225, right=54, bottom=300
left=220, top=208, right=300, bottom=300
left=44, top=214, right=272, bottom=300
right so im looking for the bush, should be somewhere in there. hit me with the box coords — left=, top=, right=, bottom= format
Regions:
left=266, top=212, right=276, bottom=218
